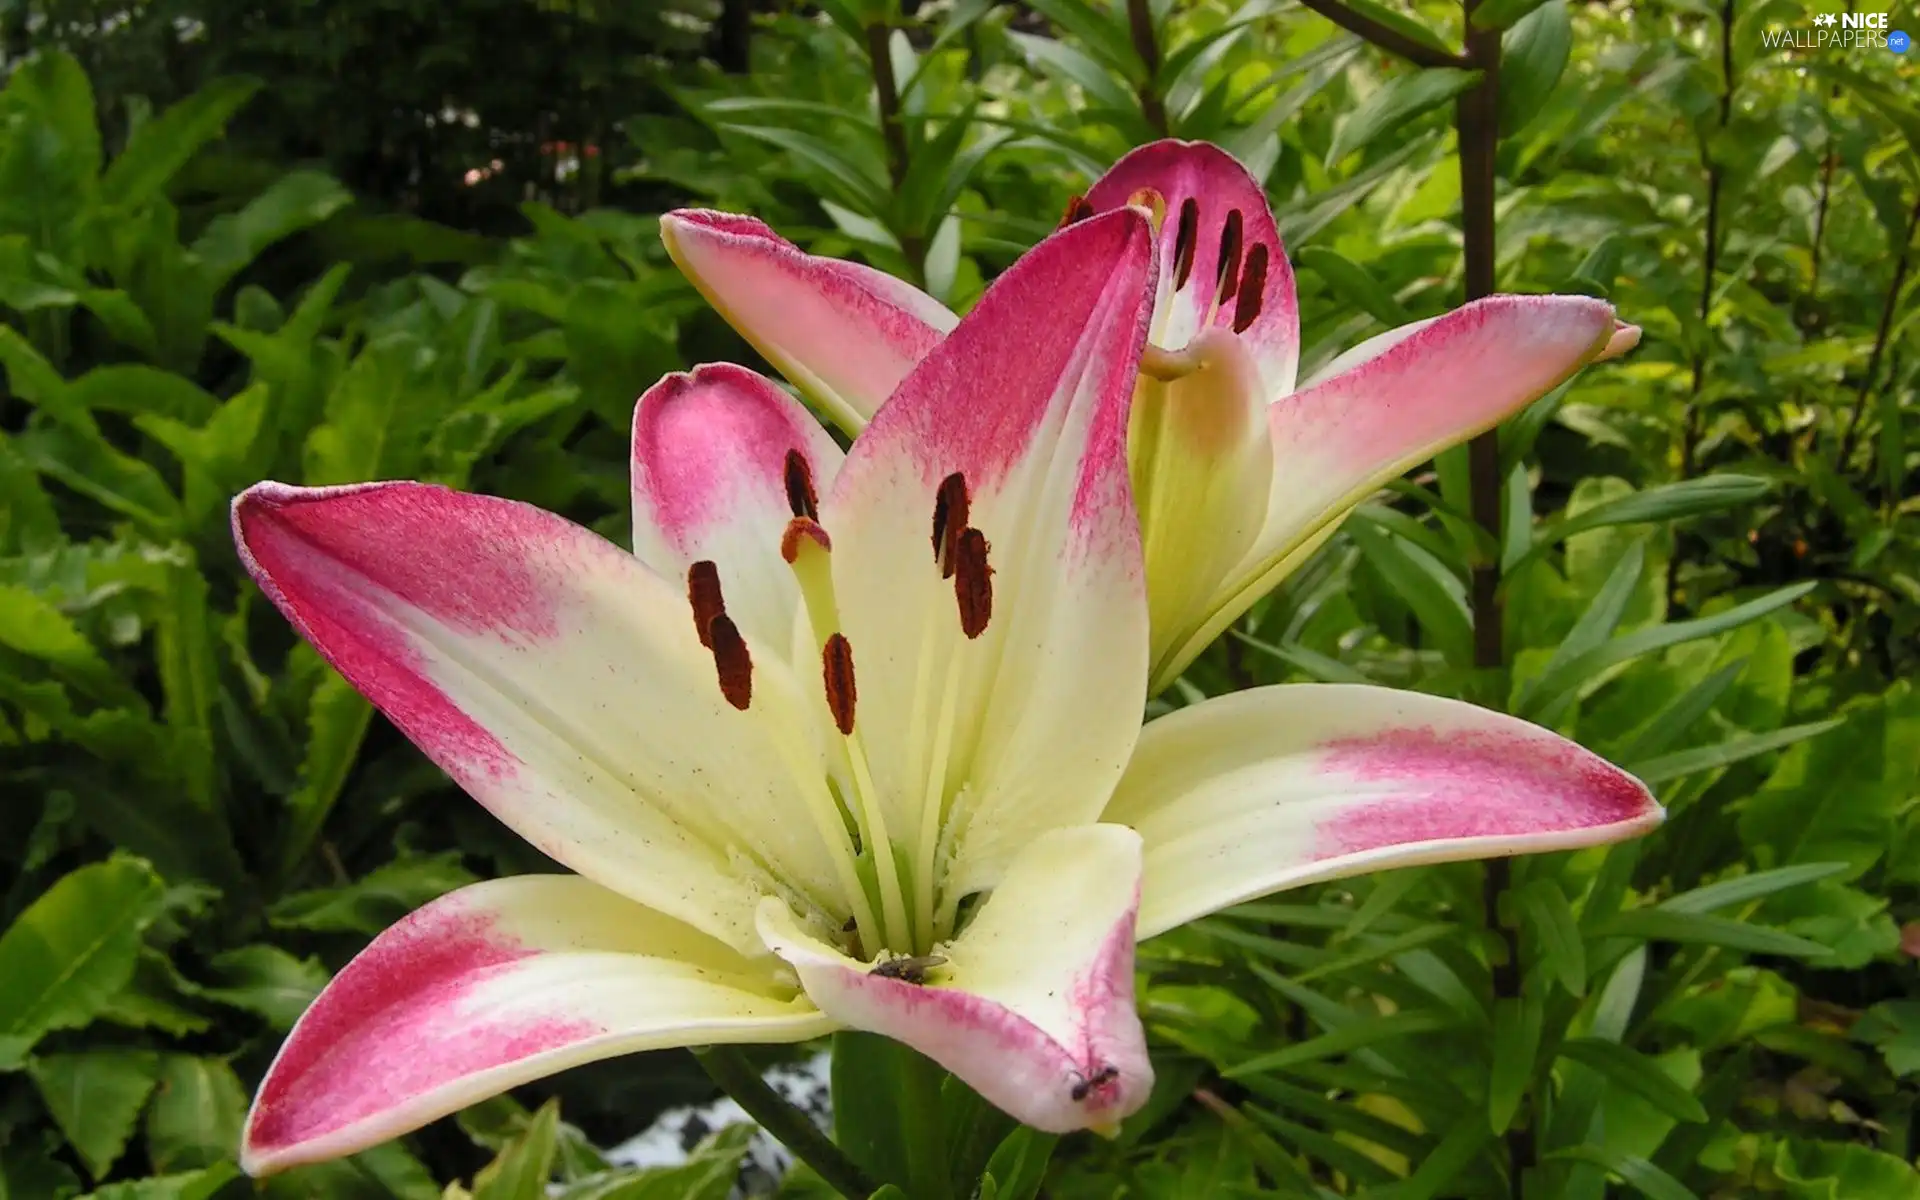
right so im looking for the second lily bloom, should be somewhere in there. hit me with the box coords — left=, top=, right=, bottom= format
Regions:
left=664, top=139, right=1633, bottom=690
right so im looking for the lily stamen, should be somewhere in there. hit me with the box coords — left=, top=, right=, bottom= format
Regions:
left=953, top=528, right=994, bottom=639
left=784, top=448, right=819, bottom=519
left=706, top=612, right=753, bottom=710
left=1214, top=209, right=1244, bottom=307
left=822, top=633, right=857, bottom=735
left=931, top=471, right=970, bottom=578
left=1232, top=244, right=1269, bottom=334
left=687, top=559, right=726, bottom=649
left=1172, top=197, right=1199, bottom=290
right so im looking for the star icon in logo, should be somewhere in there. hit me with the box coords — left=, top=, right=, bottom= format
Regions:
left=1814, top=11, right=1837, bottom=25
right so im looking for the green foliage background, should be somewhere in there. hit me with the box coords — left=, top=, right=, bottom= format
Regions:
left=0, top=0, right=1916, bottom=1195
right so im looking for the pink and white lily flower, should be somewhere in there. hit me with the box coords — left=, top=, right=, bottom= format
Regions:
left=662, top=139, right=1642, bottom=691
left=233, top=210, right=1661, bottom=1175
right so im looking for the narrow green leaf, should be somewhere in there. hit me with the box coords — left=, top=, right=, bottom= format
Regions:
left=1545, top=1145, right=1700, bottom=1200
left=1227, top=1010, right=1458, bottom=1077
left=1487, top=994, right=1542, bottom=1134
left=1231, top=631, right=1373, bottom=684
left=1394, top=1115, right=1495, bottom=1200
left=1296, top=247, right=1413, bottom=326
left=980, top=1126, right=1056, bottom=1200
left=474, top=1098, right=560, bottom=1200
left=1615, top=661, right=1745, bottom=762
left=1627, top=720, right=1846, bottom=784
left=1328, top=69, right=1481, bottom=164
left=1658, top=862, right=1851, bottom=915
left=1348, top=520, right=1473, bottom=666
left=1005, top=33, right=1140, bottom=117
left=1020, top=0, right=1143, bottom=76
left=1342, top=0, right=1461, bottom=56
left=1591, top=909, right=1832, bottom=959
left=1517, top=880, right=1587, bottom=996
left=1498, top=1, right=1571, bottom=135
left=1472, top=0, right=1552, bottom=29
left=1521, top=583, right=1814, bottom=723
left=1557, top=1038, right=1707, bottom=1123
left=1521, top=476, right=1772, bottom=566
left=1513, top=538, right=1644, bottom=710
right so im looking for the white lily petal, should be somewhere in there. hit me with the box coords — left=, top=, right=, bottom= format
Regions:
left=1085, top=139, right=1301, bottom=396
left=1132, top=329, right=1275, bottom=686
left=661, top=209, right=956, bottom=432
left=758, top=825, right=1151, bottom=1134
left=242, top=876, right=832, bottom=1175
left=233, top=481, right=845, bottom=950
left=1152, top=295, right=1616, bottom=684
left=1104, top=685, right=1663, bottom=939
left=631, top=363, right=846, bottom=653
left=817, top=209, right=1158, bottom=924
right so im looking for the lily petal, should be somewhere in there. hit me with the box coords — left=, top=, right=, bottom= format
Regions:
left=1596, top=320, right=1642, bottom=361
left=1103, top=685, right=1663, bottom=940
left=233, top=481, right=843, bottom=950
left=1156, top=294, right=1616, bottom=685
left=631, top=364, right=846, bottom=652
left=242, top=876, right=831, bottom=1175
left=1085, top=139, right=1300, bottom=396
left=819, top=209, right=1157, bottom=904
left=1131, top=330, right=1274, bottom=672
left=758, top=825, right=1151, bottom=1134
left=661, top=209, right=957, bottom=433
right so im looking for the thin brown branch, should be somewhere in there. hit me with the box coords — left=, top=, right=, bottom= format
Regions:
left=866, top=22, right=911, bottom=190
left=1125, top=0, right=1170, bottom=135
left=1670, top=0, right=1736, bottom=607
left=865, top=20, right=926, bottom=277
left=1838, top=190, right=1920, bottom=469
left=1459, top=5, right=1527, bottom=1195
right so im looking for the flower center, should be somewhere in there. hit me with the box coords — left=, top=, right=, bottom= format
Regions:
left=683, top=452, right=1001, bottom=960
left=1070, top=190, right=1269, bottom=381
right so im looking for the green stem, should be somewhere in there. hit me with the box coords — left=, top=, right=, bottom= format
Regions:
left=694, top=1046, right=880, bottom=1200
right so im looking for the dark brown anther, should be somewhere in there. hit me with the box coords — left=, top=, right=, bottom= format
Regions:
left=1057, top=194, right=1096, bottom=229
left=708, top=613, right=753, bottom=710
left=1172, top=197, right=1199, bottom=290
left=781, top=516, right=832, bottom=563
left=687, top=560, right=726, bottom=649
left=1070, top=1064, right=1120, bottom=1103
left=1215, top=209, right=1245, bottom=305
left=953, top=527, right=993, bottom=639
left=822, top=632, right=857, bottom=736
left=1232, top=244, right=1269, bottom=334
left=784, top=449, right=819, bottom=520
left=931, top=472, right=970, bottom=578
